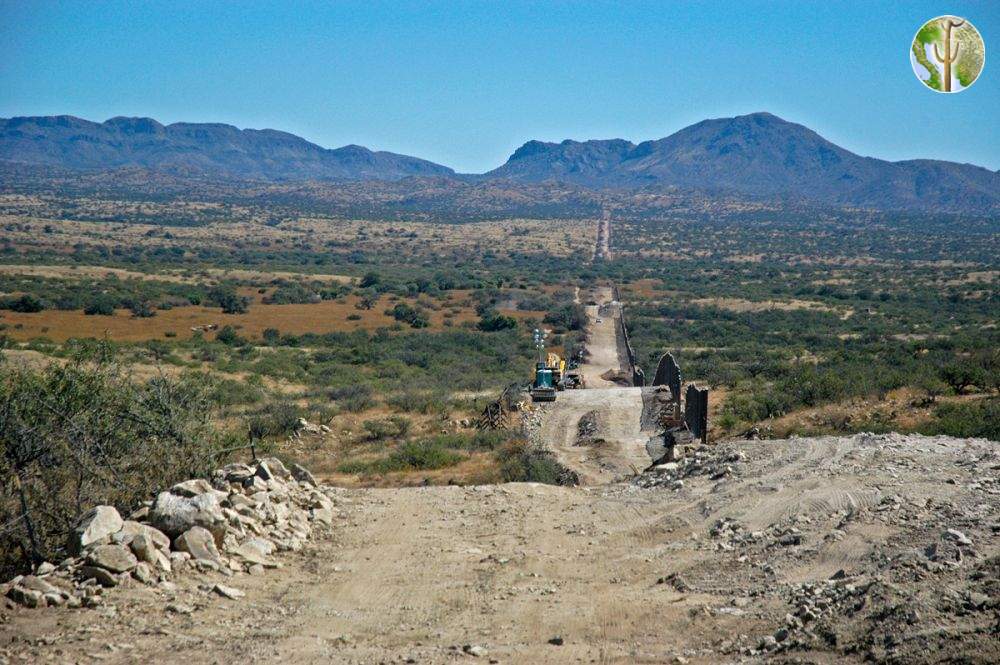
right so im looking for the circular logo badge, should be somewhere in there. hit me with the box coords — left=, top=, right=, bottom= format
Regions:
left=911, top=16, right=985, bottom=93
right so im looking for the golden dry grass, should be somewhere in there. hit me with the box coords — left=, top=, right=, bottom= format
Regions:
left=0, top=292, right=545, bottom=342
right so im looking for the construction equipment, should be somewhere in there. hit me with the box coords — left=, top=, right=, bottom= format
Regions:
left=530, top=329, right=557, bottom=402
left=546, top=352, right=566, bottom=389
left=563, top=370, right=585, bottom=389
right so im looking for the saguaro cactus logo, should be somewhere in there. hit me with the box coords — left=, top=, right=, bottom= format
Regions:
left=911, top=16, right=985, bottom=93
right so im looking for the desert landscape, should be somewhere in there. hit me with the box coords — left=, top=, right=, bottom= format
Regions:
left=1, top=3, right=998, bottom=663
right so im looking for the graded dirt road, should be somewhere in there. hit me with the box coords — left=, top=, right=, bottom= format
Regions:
left=533, top=287, right=652, bottom=484
left=4, top=289, right=999, bottom=664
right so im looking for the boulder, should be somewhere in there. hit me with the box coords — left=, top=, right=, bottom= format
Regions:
left=86, top=544, right=138, bottom=573
left=256, top=457, right=292, bottom=482
left=219, top=463, right=254, bottom=483
left=151, top=548, right=173, bottom=573
left=213, top=583, right=245, bottom=600
left=232, top=538, right=275, bottom=566
left=226, top=493, right=254, bottom=509
left=35, top=562, right=56, bottom=576
left=133, top=562, right=155, bottom=585
left=70, top=505, right=123, bottom=553
left=7, top=586, right=44, bottom=608
left=129, top=533, right=159, bottom=566
left=143, top=524, right=171, bottom=552
left=17, top=575, right=62, bottom=598
left=243, top=476, right=268, bottom=493
left=170, top=479, right=218, bottom=497
left=79, top=565, right=119, bottom=587
left=148, top=490, right=228, bottom=545
left=290, top=463, right=317, bottom=486
left=311, top=507, right=334, bottom=526
left=174, top=526, right=222, bottom=564
left=112, top=520, right=147, bottom=546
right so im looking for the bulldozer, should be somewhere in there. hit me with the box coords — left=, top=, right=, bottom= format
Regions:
left=531, top=360, right=557, bottom=402
left=530, top=329, right=559, bottom=402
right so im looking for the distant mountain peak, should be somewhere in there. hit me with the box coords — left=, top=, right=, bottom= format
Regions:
left=488, top=112, right=998, bottom=212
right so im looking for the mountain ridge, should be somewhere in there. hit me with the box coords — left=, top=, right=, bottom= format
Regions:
left=2, top=112, right=997, bottom=212
left=0, top=115, right=455, bottom=181
left=488, top=112, right=1000, bottom=212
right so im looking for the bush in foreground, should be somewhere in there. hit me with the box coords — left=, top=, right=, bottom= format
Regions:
left=0, top=347, right=223, bottom=577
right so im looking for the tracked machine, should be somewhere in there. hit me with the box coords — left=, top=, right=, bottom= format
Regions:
left=530, top=329, right=558, bottom=402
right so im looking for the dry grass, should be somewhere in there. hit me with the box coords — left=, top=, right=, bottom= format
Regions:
left=0, top=290, right=543, bottom=342
left=690, top=297, right=836, bottom=313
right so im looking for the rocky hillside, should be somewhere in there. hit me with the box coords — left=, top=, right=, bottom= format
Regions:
left=488, top=112, right=1000, bottom=213
left=0, top=115, right=454, bottom=181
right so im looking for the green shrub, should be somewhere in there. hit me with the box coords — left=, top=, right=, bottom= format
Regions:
left=216, top=325, right=244, bottom=346
left=209, top=286, right=250, bottom=314
left=362, top=416, right=411, bottom=440
left=1, top=294, right=45, bottom=313
left=386, top=303, right=429, bottom=329
left=543, top=303, right=586, bottom=332
left=495, top=440, right=575, bottom=485
left=339, top=439, right=463, bottom=474
left=83, top=297, right=116, bottom=316
left=247, top=401, right=303, bottom=439
left=921, top=399, right=1000, bottom=440
left=0, top=351, right=222, bottom=577
left=128, top=299, right=156, bottom=318
left=386, top=391, right=447, bottom=414
left=477, top=309, right=517, bottom=332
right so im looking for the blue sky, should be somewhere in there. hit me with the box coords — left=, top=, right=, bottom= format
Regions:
left=1, top=1, right=997, bottom=173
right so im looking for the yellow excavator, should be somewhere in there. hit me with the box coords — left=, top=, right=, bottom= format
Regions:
left=545, top=352, right=566, bottom=387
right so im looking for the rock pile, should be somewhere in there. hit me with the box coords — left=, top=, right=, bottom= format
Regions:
left=3, top=457, right=336, bottom=610
left=293, top=417, right=330, bottom=437
left=633, top=446, right=746, bottom=489
left=757, top=574, right=874, bottom=654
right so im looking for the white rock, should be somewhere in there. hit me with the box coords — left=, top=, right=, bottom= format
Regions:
left=71, top=506, right=124, bottom=553
left=133, top=562, right=155, bottom=585
left=213, top=583, right=245, bottom=600
left=170, top=479, right=219, bottom=498
left=129, top=533, right=159, bottom=566
left=945, top=529, right=973, bottom=546
left=79, top=565, right=119, bottom=587
left=256, top=457, right=292, bottom=481
left=6, top=586, right=44, bottom=607
left=148, top=490, right=228, bottom=545
left=35, top=562, right=56, bottom=576
left=311, top=507, right=334, bottom=525
left=174, top=526, right=222, bottom=564
left=290, top=463, right=317, bottom=486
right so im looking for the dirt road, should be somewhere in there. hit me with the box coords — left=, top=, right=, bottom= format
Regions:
left=534, top=286, right=652, bottom=484
left=8, top=432, right=998, bottom=664
left=578, top=286, right=624, bottom=389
